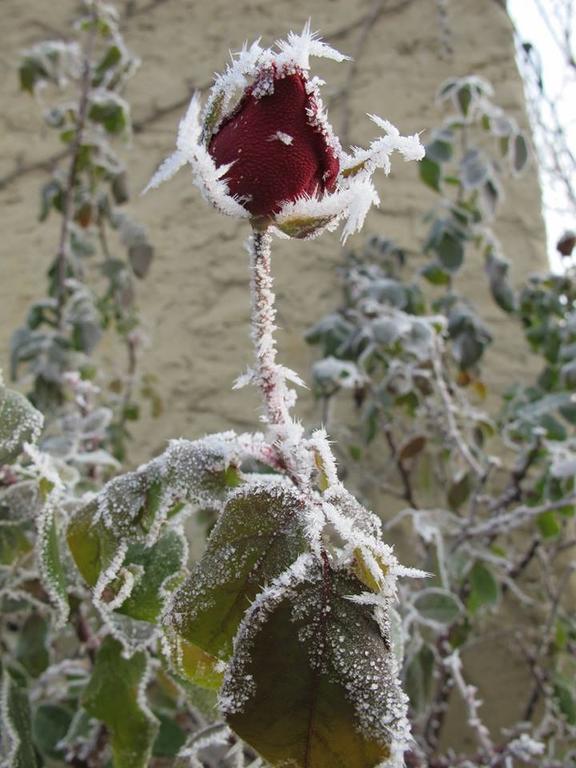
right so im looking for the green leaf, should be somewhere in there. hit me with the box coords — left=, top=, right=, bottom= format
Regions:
left=37, top=498, right=69, bottom=626
left=94, top=45, right=122, bottom=81
left=116, top=530, right=186, bottom=622
left=456, top=84, right=472, bottom=116
left=0, top=384, right=43, bottom=463
left=460, top=149, right=489, bottom=190
left=19, top=57, right=48, bottom=94
left=32, top=704, right=72, bottom=759
left=67, top=434, right=245, bottom=593
left=67, top=500, right=119, bottom=587
left=223, top=566, right=402, bottom=768
left=88, top=94, right=128, bottom=134
left=405, top=644, right=434, bottom=714
left=0, top=521, right=33, bottom=565
left=15, top=614, right=49, bottom=678
left=467, top=562, right=500, bottom=615
left=83, top=637, right=159, bottom=768
left=425, top=131, right=453, bottom=163
left=553, top=679, right=576, bottom=724
left=512, top=133, right=529, bottom=174
left=128, top=242, right=154, bottom=279
left=168, top=484, right=308, bottom=659
left=437, top=230, right=464, bottom=272
left=447, top=472, right=472, bottom=511
left=537, top=510, right=561, bottom=538
left=152, top=714, right=186, bottom=758
left=163, top=633, right=223, bottom=690
left=419, top=157, right=441, bottom=191
left=421, top=262, right=450, bottom=286
left=413, top=588, right=463, bottom=625
left=0, top=664, right=39, bottom=768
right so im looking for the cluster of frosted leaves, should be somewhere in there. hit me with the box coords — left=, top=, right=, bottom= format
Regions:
left=162, top=460, right=413, bottom=767
left=0, top=380, right=62, bottom=625
left=66, top=431, right=262, bottom=650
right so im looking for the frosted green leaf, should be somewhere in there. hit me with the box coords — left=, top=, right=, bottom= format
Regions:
left=221, top=564, right=410, bottom=768
left=405, top=644, right=434, bottom=715
left=83, top=637, right=159, bottom=768
left=0, top=664, right=39, bottom=768
left=115, top=530, right=187, bottom=622
left=0, top=383, right=43, bottom=463
left=15, top=613, right=49, bottom=678
left=163, top=631, right=223, bottom=691
left=413, top=588, right=463, bottom=626
left=67, top=499, right=118, bottom=587
left=167, top=482, right=308, bottom=660
left=0, top=521, right=33, bottom=565
left=37, top=495, right=69, bottom=627
left=467, top=561, right=500, bottom=615
left=32, top=704, right=72, bottom=760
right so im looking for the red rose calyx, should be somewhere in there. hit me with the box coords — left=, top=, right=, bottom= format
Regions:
left=208, top=71, right=340, bottom=219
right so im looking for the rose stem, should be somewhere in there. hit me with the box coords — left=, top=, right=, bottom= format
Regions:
left=248, top=226, right=292, bottom=427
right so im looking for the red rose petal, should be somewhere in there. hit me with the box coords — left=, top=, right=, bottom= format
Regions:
left=209, top=72, right=340, bottom=218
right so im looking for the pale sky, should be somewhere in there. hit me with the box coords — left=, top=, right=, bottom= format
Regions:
left=507, top=0, right=576, bottom=271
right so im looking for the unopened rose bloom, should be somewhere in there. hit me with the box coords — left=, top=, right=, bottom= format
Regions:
left=145, top=23, right=424, bottom=241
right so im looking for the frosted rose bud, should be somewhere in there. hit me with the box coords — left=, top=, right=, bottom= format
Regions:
left=209, top=71, right=340, bottom=219
left=144, top=22, right=425, bottom=241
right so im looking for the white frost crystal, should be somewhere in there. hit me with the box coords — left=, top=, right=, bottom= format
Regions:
left=144, top=22, right=424, bottom=243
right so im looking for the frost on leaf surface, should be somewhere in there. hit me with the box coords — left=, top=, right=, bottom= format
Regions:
left=0, top=379, right=43, bottom=464
left=221, top=560, right=410, bottom=768
left=0, top=663, right=39, bottom=768
left=83, top=636, right=158, bottom=768
left=114, top=529, right=187, bottom=623
left=0, top=483, right=38, bottom=567
left=166, top=480, right=308, bottom=660
left=67, top=432, right=250, bottom=629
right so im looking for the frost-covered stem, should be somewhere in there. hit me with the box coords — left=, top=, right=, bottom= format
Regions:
left=55, top=8, right=97, bottom=329
left=466, top=493, right=576, bottom=538
left=444, top=651, right=494, bottom=757
left=248, top=228, right=291, bottom=427
left=432, top=340, right=484, bottom=477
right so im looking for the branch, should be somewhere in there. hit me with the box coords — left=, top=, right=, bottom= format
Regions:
left=432, top=339, right=484, bottom=478
left=381, top=421, right=419, bottom=508
left=54, top=11, right=97, bottom=327
left=444, top=651, right=494, bottom=758
left=465, top=494, right=576, bottom=538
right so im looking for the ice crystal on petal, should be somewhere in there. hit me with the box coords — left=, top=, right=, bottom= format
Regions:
left=144, top=24, right=423, bottom=241
left=143, top=94, right=250, bottom=218
left=274, top=20, right=352, bottom=71
left=342, top=117, right=425, bottom=181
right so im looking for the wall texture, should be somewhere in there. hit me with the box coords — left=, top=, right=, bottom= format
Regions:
left=0, top=0, right=547, bottom=749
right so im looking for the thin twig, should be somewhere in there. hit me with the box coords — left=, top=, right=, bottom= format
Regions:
left=55, top=10, right=97, bottom=327
left=381, top=420, right=419, bottom=508
left=432, top=339, right=484, bottom=477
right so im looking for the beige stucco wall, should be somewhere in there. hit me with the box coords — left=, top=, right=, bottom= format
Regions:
left=0, top=0, right=546, bottom=461
left=0, top=0, right=547, bottom=749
